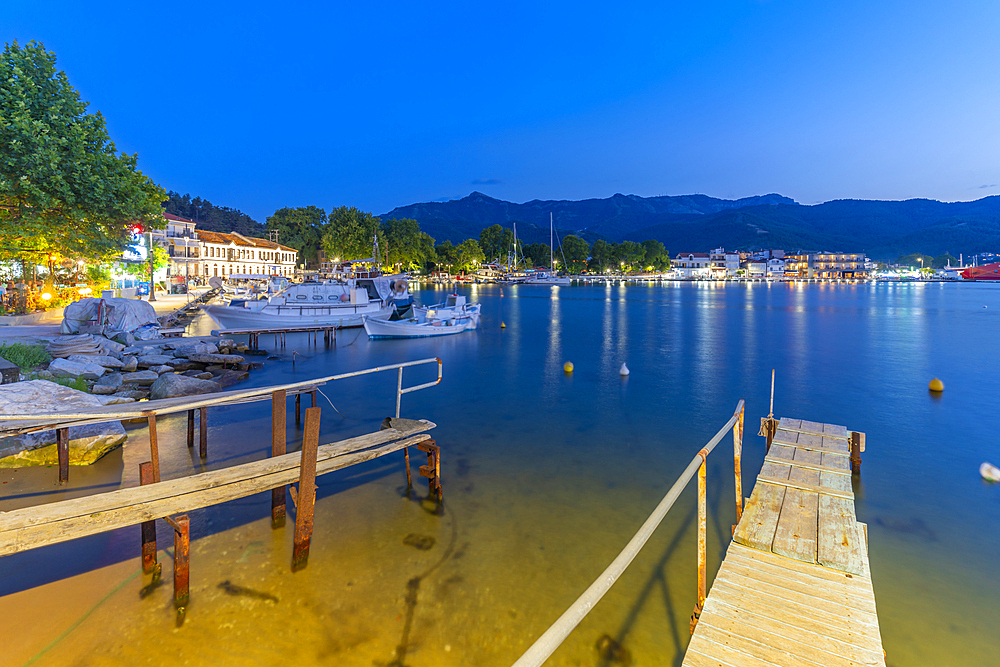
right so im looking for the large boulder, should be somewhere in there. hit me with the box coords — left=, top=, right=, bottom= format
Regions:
left=173, top=343, right=219, bottom=358
left=121, top=370, right=159, bottom=386
left=66, top=354, right=124, bottom=369
left=0, top=380, right=128, bottom=467
left=187, top=353, right=245, bottom=365
left=212, top=369, right=250, bottom=388
left=121, top=357, right=138, bottom=372
left=136, top=354, right=174, bottom=368
left=148, top=374, right=221, bottom=400
left=48, top=357, right=106, bottom=380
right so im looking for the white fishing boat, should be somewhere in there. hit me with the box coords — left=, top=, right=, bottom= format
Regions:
left=523, top=213, right=572, bottom=285
left=363, top=310, right=477, bottom=339
left=413, top=294, right=482, bottom=328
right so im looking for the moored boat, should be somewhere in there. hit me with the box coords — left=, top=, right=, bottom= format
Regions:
left=363, top=311, right=477, bottom=339
left=961, top=262, right=1000, bottom=281
left=413, top=294, right=481, bottom=328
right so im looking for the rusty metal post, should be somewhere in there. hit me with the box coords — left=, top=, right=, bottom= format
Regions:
left=139, top=462, right=158, bottom=573
left=417, top=440, right=442, bottom=500
left=295, top=393, right=301, bottom=427
left=199, top=407, right=208, bottom=459
left=311, top=389, right=318, bottom=408
left=187, top=409, right=195, bottom=448
left=271, top=389, right=287, bottom=528
left=733, top=403, right=744, bottom=528
left=56, top=427, right=69, bottom=484
left=850, top=431, right=863, bottom=475
left=292, top=406, right=320, bottom=571
left=147, top=414, right=160, bottom=483
left=691, top=449, right=708, bottom=634
left=172, top=515, right=190, bottom=607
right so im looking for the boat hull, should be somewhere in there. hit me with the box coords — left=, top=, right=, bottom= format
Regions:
left=363, top=315, right=475, bottom=339
left=201, top=303, right=394, bottom=329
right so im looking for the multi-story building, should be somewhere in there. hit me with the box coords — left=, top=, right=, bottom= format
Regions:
left=784, top=252, right=870, bottom=279
left=766, top=258, right=786, bottom=277
left=162, top=213, right=201, bottom=281
left=197, top=230, right=297, bottom=278
left=710, top=248, right=740, bottom=277
left=673, top=253, right=712, bottom=278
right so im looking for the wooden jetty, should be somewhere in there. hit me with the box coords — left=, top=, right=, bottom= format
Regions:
left=0, top=358, right=444, bottom=614
left=683, top=417, right=884, bottom=667
left=211, top=324, right=341, bottom=349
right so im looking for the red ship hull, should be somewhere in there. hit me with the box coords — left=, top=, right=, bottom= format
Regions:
left=961, top=262, right=1000, bottom=281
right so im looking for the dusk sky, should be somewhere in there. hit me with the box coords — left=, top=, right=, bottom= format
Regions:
left=4, top=1, right=998, bottom=222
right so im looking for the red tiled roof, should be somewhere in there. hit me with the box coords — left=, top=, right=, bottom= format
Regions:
left=195, top=230, right=296, bottom=252
left=164, top=212, right=195, bottom=223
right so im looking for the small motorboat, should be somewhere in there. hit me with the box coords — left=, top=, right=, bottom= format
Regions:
left=413, top=294, right=481, bottom=329
left=363, top=310, right=477, bottom=339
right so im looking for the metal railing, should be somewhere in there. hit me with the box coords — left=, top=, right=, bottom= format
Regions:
left=511, top=400, right=745, bottom=667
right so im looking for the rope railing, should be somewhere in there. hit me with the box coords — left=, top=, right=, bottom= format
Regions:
left=511, top=399, right=745, bottom=667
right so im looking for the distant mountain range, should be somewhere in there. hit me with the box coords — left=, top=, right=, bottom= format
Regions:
left=383, top=192, right=1000, bottom=261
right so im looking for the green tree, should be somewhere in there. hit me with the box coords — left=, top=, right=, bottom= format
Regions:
left=931, top=253, right=959, bottom=269
left=166, top=191, right=264, bottom=237
left=455, top=239, right=485, bottom=272
left=381, top=218, right=435, bottom=271
left=478, top=224, right=515, bottom=261
left=434, top=240, right=459, bottom=272
left=616, top=241, right=646, bottom=273
left=522, top=242, right=551, bottom=268
left=0, top=41, right=165, bottom=266
left=561, top=235, right=590, bottom=273
left=896, top=253, right=934, bottom=270
left=641, top=239, right=670, bottom=271
left=266, top=206, right=325, bottom=267
left=588, top=239, right=614, bottom=272
left=322, top=207, right=381, bottom=262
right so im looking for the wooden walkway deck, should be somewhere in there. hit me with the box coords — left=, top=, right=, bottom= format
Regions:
left=683, top=417, right=885, bottom=667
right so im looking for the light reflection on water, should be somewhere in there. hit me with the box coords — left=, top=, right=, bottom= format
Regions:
left=1, top=282, right=999, bottom=666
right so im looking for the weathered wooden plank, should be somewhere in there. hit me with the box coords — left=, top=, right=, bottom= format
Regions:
left=816, top=452, right=865, bottom=574
left=772, top=448, right=821, bottom=563
left=733, top=460, right=790, bottom=552
left=756, top=476, right=854, bottom=500
left=697, top=604, right=884, bottom=666
left=774, top=430, right=850, bottom=455
left=709, top=573, right=882, bottom=633
left=824, top=423, right=849, bottom=439
left=763, top=455, right=851, bottom=475
left=685, top=633, right=788, bottom=667
left=716, top=559, right=877, bottom=614
left=778, top=417, right=801, bottom=431
left=724, top=543, right=873, bottom=593
left=779, top=418, right=850, bottom=440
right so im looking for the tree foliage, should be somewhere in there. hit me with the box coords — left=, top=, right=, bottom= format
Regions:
left=266, top=205, right=325, bottom=266
left=522, top=242, right=551, bottom=268
left=322, top=207, right=382, bottom=262
left=0, top=41, right=165, bottom=264
left=561, top=235, right=590, bottom=273
left=478, top=224, right=515, bottom=261
left=641, top=239, right=670, bottom=271
left=166, top=191, right=264, bottom=237
left=434, top=240, right=459, bottom=271
left=381, top=217, right=435, bottom=271
left=455, top=239, right=485, bottom=272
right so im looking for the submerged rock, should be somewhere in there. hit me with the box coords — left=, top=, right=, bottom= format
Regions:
left=149, top=373, right=221, bottom=400
left=402, top=534, right=436, bottom=550
left=212, top=369, right=249, bottom=388
left=0, top=380, right=127, bottom=466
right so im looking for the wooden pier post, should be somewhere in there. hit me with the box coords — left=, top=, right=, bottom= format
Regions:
left=139, top=462, right=157, bottom=574
left=165, top=515, right=190, bottom=607
left=187, top=410, right=195, bottom=449
left=147, top=415, right=160, bottom=482
left=416, top=440, right=442, bottom=500
left=271, top=389, right=287, bottom=528
left=850, top=431, right=864, bottom=475
left=292, top=406, right=320, bottom=571
left=733, top=403, right=744, bottom=529
left=56, top=427, right=69, bottom=484
left=691, top=449, right=708, bottom=634
left=295, top=393, right=301, bottom=427
left=199, top=407, right=208, bottom=459
left=310, top=389, right=318, bottom=409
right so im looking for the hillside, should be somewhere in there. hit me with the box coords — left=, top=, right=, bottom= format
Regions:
left=383, top=192, right=1000, bottom=260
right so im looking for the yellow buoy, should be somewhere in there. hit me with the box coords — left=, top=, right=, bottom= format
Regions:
left=929, top=378, right=944, bottom=392
left=563, top=361, right=574, bottom=373
left=501, top=321, right=506, bottom=329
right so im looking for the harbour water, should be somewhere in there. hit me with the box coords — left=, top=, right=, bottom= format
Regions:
left=1, top=281, right=999, bottom=666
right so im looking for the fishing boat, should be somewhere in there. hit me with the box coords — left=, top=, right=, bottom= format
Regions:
left=363, top=309, right=477, bottom=339
left=961, top=262, right=1000, bottom=281
left=413, top=294, right=482, bottom=328
left=523, top=213, right=571, bottom=285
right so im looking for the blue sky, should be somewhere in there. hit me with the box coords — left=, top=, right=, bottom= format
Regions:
left=3, top=1, right=998, bottom=221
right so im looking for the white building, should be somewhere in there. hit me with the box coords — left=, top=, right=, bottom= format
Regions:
left=162, top=213, right=201, bottom=281
left=673, top=253, right=712, bottom=278
left=766, top=258, right=786, bottom=277
left=746, top=260, right=767, bottom=278
left=710, top=248, right=740, bottom=277
left=197, top=230, right=297, bottom=278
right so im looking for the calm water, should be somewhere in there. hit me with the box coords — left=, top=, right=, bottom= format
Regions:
left=1, top=281, right=999, bottom=667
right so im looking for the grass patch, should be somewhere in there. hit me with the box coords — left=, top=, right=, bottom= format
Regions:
left=0, top=343, right=51, bottom=369
left=50, top=376, right=89, bottom=391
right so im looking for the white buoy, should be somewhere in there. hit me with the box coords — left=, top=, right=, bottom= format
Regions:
left=619, top=363, right=630, bottom=376
left=981, top=462, right=1000, bottom=482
